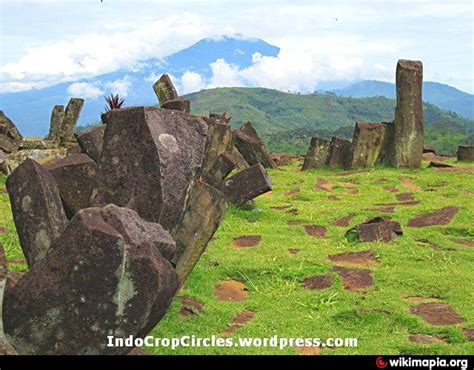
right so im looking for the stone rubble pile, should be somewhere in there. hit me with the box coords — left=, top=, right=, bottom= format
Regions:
left=1, top=74, right=272, bottom=355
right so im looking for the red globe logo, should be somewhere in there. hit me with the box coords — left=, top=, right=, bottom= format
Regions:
left=376, top=357, right=388, bottom=369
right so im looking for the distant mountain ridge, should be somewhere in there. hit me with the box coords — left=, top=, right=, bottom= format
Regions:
left=332, top=80, right=474, bottom=119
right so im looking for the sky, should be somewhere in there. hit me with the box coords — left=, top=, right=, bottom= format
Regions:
left=0, top=0, right=473, bottom=95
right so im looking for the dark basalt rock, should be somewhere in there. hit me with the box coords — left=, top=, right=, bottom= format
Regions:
left=3, top=205, right=179, bottom=355
left=161, top=98, right=190, bottom=113
left=301, top=137, right=330, bottom=170
left=217, top=164, right=272, bottom=206
left=0, top=111, right=22, bottom=154
left=173, top=180, right=228, bottom=282
left=407, top=207, right=459, bottom=228
left=233, top=122, right=277, bottom=169
left=91, top=106, right=208, bottom=233
left=47, top=105, right=65, bottom=145
left=76, top=125, right=106, bottom=162
left=350, top=122, right=387, bottom=168
left=0, top=243, right=18, bottom=355
left=153, top=74, right=179, bottom=104
left=203, top=152, right=238, bottom=185
left=44, top=154, right=97, bottom=219
left=389, top=60, right=424, bottom=168
left=202, top=118, right=233, bottom=176
left=327, top=137, right=352, bottom=169
left=346, top=217, right=403, bottom=242
left=6, top=159, right=68, bottom=267
left=457, top=146, right=474, bottom=162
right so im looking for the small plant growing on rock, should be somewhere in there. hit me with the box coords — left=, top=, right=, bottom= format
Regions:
left=103, top=94, right=125, bottom=113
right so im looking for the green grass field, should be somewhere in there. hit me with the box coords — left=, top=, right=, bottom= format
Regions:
left=1, top=160, right=473, bottom=355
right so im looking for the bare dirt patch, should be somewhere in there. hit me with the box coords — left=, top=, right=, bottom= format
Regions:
left=408, top=207, right=459, bottom=228
left=332, top=266, right=374, bottom=291
left=233, top=235, right=262, bottom=248
left=331, top=215, right=354, bottom=227
left=347, top=188, right=359, bottom=194
left=366, top=206, right=395, bottom=213
left=314, top=179, right=333, bottom=192
left=399, top=177, right=422, bottom=191
left=328, top=195, right=341, bottom=201
left=411, top=303, right=464, bottom=325
left=335, top=169, right=369, bottom=176
left=396, top=193, right=415, bottom=201
left=214, top=280, right=249, bottom=302
left=404, top=296, right=442, bottom=304
left=220, top=310, right=256, bottom=336
left=383, top=185, right=398, bottom=193
left=454, top=239, right=474, bottom=247
left=287, top=220, right=305, bottom=226
left=304, top=225, right=327, bottom=238
left=284, top=188, right=301, bottom=196
left=374, top=201, right=420, bottom=207
left=328, top=250, right=377, bottom=266
left=302, top=274, right=333, bottom=290
left=297, top=346, right=321, bottom=355
left=463, top=329, right=474, bottom=341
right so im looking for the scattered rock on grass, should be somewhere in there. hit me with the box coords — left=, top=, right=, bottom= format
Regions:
left=383, top=185, right=398, bottom=193
left=396, top=193, right=415, bottom=201
left=233, top=235, right=262, bottom=248
left=346, top=217, right=402, bottom=242
left=462, top=329, right=474, bottom=341
left=404, top=296, right=442, bottom=304
left=408, top=334, right=446, bottom=344
left=331, top=215, right=354, bottom=227
left=220, top=310, right=256, bottom=335
left=288, top=248, right=300, bottom=254
left=399, top=177, right=422, bottom=191
left=178, top=296, right=204, bottom=317
left=332, top=266, right=374, bottom=291
left=328, top=250, right=377, bottom=266
left=314, top=179, right=333, bottom=192
left=408, top=207, right=459, bottom=228
left=304, top=225, right=327, bottom=238
left=302, top=275, right=333, bottom=290
left=411, top=303, right=463, bottom=325
left=453, top=239, right=474, bottom=247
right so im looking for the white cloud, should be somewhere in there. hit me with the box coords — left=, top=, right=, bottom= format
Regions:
left=104, top=76, right=131, bottom=97
left=208, top=59, right=244, bottom=88
left=180, top=71, right=205, bottom=94
left=67, top=82, right=103, bottom=99
left=1, top=13, right=211, bottom=92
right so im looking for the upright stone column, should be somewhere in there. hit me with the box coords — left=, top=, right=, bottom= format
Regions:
left=47, top=105, right=65, bottom=145
left=153, top=74, right=178, bottom=105
left=61, top=98, right=84, bottom=144
left=390, top=60, right=424, bottom=168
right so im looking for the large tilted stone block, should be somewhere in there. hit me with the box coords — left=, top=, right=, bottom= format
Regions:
left=217, top=163, right=272, bottom=205
left=61, top=98, right=84, bottom=144
left=76, top=125, right=106, bottom=162
left=173, top=180, right=228, bottom=282
left=0, top=111, right=22, bottom=154
left=389, top=60, right=424, bottom=168
left=47, top=105, right=65, bottom=145
left=3, top=205, right=179, bottom=355
left=44, top=154, right=97, bottom=219
left=301, top=137, right=330, bottom=170
left=91, top=107, right=208, bottom=233
left=203, top=152, right=238, bottom=185
left=327, top=137, right=352, bottom=169
left=0, top=148, right=67, bottom=176
left=153, top=74, right=179, bottom=105
left=6, top=159, right=68, bottom=268
left=0, top=243, right=17, bottom=355
left=350, top=122, right=387, bottom=168
left=202, top=117, right=233, bottom=175
left=233, top=122, right=277, bottom=169
left=161, top=98, right=190, bottom=113
left=457, top=146, right=474, bottom=162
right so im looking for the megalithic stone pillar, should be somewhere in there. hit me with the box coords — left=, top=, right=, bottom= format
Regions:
left=153, top=74, right=179, bottom=105
left=0, top=243, right=18, bottom=355
left=173, top=180, right=228, bottom=282
left=61, top=98, right=84, bottom=144
left=350, top=123, right=387, bottom=168
left=47, top=105, right=65, bottom=145
left=6, top=159, right=68, bottom=268
left=327, top=137, right=352, bottom=169
left=390, top=60, right=424, bottom=168
left=301, top=137, right=331, bottom=170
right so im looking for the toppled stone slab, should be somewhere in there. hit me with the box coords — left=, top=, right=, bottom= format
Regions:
left=0, top=111, right=22, bottom=154
left=301, top=137, right=330, bottom=170
left=203, top=152, right=238, bottom=185
left=217, top=164, right=272, bottom=206
left=233, top=122, right=277, bottom=169
left=350, top=122, right=387, bottom=168
left=3, top=205, right=179, bottom=355
left=0, top=244, right=18, bottom=355
left=47, top=105, right=65, bottom=145
left=389, top=60, right=424, bottom=168
left=214, top=280, right=248, bottom=302
left=44, top=154, right=97, bottom=218
left=428, top=161, right=453, bottom=168
left=346, top=217, right=402, bottom=242
left=327, top=137, right=352, bottom=169
left=91, top=107, right=208, bottom=233
left=6, top=159, right=68, bottom=267
left=302, top=275, right=333, bottom=290
left=153, top=74, right=179, bottom=104
left=0, top=148, right=67, bottom=175
left=76, top=125, right=106, bottom=162
left=161, top=98, right=190, bottom=113
left=61, top=98, right=84, bottom=144
left=408, top=207, right=459, bottom=228
left=410, top=303, right=463, bottom=326
left=457, top=146, right=474, bottom=162
left=172, top=180, right=228, bottom=282
left=332, top=266, right=374, bottom=291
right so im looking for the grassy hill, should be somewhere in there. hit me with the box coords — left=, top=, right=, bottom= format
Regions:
left=1, top=160, right=473, bottom=355
left=187, top=87, right=474, bottom=155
